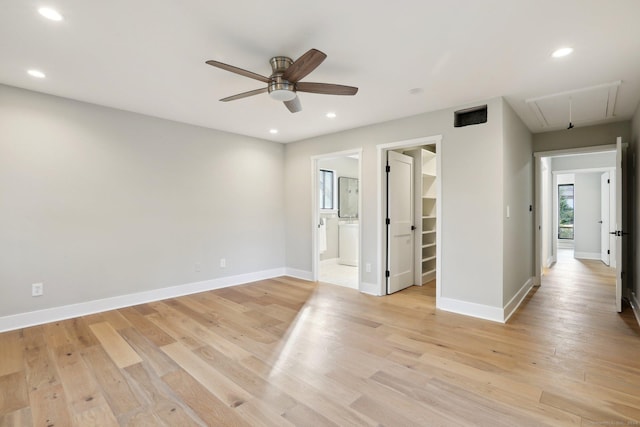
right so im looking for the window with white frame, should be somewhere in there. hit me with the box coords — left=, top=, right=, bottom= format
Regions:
left=319, top=169, right=335, bottom=210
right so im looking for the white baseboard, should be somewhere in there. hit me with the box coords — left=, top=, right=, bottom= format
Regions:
left=631, top=292, right=640, bottom=329
left=284, top=268, right=313, bottom=281
left=0, top=268, right=286, bottom=333
left=437, top=297, right=504, bottom=323
left=360, top=281, right=381, bottom=296
left=546, top=256, right=555, bottom=268
left=503, top=277, right=534, bottom=322
left=574, top=252, right=602, bottom=260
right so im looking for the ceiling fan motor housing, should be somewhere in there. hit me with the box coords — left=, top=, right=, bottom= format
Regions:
left=268, top=56, right=296, bottom=101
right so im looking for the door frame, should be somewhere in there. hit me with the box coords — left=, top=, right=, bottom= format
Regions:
left=311, top=148, right=363, bottom=288
left=377, top=135, right=442, bottom=298
left=600, top=171, right=611, bottom=266
left=534, top=143, right=624, bottom=288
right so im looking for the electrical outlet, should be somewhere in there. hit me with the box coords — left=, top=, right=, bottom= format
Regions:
left=220, top=258, right=226, bottom=268
left=32, top=282, right=44, bottom=297
left=365, top=263, right=372, bottom=273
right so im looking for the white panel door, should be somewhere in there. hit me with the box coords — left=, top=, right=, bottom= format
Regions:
left=600, top=172, right=610, bottom=266
left=387, top=151, right=414, bottom=294
left=614, top=137, right=623, bottom=312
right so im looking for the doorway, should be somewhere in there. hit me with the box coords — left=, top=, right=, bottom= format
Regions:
left=312, top=149, right=362, bottom=290
left=534, top=139, right=626, bottom=312
left=377, top=135, right=442, bottom=297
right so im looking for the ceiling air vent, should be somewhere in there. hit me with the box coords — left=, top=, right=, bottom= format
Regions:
left=454, top=105, right=488, bottom=127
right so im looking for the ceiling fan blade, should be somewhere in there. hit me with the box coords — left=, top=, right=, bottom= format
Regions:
left=282, top=49, right=327, bottom=83
left=206, top=60, right=270, bottom=83
left=284, top=96, right=302, bottom=113
left=220, top=87, right=268, bottom=102
left=296, top=82, right=358, bottom=96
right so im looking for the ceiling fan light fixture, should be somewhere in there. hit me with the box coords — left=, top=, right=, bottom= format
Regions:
left=268, top=88, right=296, bottom=102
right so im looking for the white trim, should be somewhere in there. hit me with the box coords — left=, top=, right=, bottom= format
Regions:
left=0, top=268, right=287, bottom=333
left=630, top=292, right=640, bottom=328
left=285, top=268, right=314, bottom=281
left=552, top=167, right=614, bottom=175
left=438, top=297, right=504, bottom=323
left=503, top=277, right=534, bottom=322
left=534, top=154, right=542, bottom=286
left=376, top=135, right=443, bottom=297
left=573, top=252, right=602, bottom=260
left=534, top=144, right=616, bottom=158
left=360, top=282, right=380, bottom=296
left=546, top=256, right=555, bottom=268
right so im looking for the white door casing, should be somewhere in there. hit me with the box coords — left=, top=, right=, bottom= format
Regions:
left=600, top=172, right=610, bottom=266
left=615, top=137, right=623, bottom=313
left=387, top=150, right=414, bottom=294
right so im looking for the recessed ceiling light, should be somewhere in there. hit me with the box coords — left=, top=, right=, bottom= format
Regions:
left=38, top=7, right=63, bottom=21
left=552, top=47, right=573, bottom=58
left=27, top=69, right=46, bottom=79
left=269, top=129, right=278, bottom=134
left=326, top=112, right=337, bottom=119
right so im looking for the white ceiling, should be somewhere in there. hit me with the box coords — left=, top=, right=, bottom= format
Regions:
left=2, top=0, right=640, bottom=143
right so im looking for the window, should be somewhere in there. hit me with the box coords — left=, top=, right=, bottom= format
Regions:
left=558, top=184, right=574, bottom=239
left=319, top=169, right=335, bottom=210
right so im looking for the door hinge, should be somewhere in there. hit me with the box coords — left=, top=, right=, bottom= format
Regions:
left=386, top=218, right=390, bottom=225
left=411, top=225, right=416, bottom=231
left=607, top=179, right=610, bottom=184
left=621, top=271, right=625, bottom=280
left=386, top=165, right=391, bottom=173
left=607, top=249, right=610, bottom=254
left=385, top=270, right=390, bottom=278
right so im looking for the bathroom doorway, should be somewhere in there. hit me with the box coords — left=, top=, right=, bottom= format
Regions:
left=311, top=149, right=362, bottom=290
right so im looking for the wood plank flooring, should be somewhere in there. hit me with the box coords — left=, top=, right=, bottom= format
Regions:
left=1, top=253, right=639, bottom=426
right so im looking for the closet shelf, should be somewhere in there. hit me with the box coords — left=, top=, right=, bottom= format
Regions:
left=422, top=196, right=436, bottom=200
left=422, top=229, right=436, bottom=235
left=422, top=215, right=436, bottom=219
left=422, top=268, right=436, bottom=277
left=422, top=243, right=436, bottom=249
left=422, top=255, right=436, bottom=263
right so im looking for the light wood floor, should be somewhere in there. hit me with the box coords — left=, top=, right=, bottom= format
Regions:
left=1, top=255, right=639, bottom=426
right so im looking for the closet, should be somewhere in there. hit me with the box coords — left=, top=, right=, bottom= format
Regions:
left=405, top=147, right=437, bottom=285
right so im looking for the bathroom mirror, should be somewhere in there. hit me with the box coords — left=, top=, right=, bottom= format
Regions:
left=338, top=177, right=358, bottom=218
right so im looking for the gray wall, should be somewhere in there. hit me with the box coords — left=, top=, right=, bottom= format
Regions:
left=285, top=97, right=512, bottom=308
left=552, top=152, right=615, bottom=171
left=533, top=121, right=631, bottom=153
left=0, top=84, right=285, bottom=317
left=574, top=173, right=602, bottom=256
left=502, top=100, right=534, bottom=305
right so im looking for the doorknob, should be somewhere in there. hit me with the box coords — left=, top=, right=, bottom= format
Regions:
left=598, top=220, right=603, bottom=224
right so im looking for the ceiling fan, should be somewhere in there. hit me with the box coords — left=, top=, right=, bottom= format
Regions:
left=205, top=49, right=358, bottom=113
